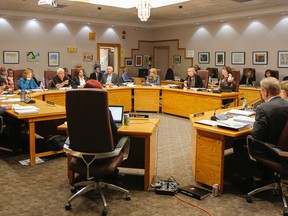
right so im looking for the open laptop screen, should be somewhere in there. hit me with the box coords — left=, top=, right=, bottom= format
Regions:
left=109, top=106, right=124, bottom=127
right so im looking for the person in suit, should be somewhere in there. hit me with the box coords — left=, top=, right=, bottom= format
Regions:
left=280, top=81, right=288, bottom=100
left=100, top=66, right=120, bottom=87
left=183, top=67, right=203, bottom=88
left=240, top=69, right=255, bottom=85
left=18, top=68, right=39, bottom=90
left=146, top=68, right=160, bottom=85
left=89, top=65, right=103, bottom=82
left=51, top=67, right=70, bottom=89
left=252, top=77, right=288, bottom=144
left=83, top=79, right=118, bottom=142
left=71, top=68, right=88, bottom=88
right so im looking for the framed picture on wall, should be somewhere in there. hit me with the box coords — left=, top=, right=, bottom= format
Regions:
left=198, top=52, right=210, bottom=64
left=3, top=51, right=19, bottom=64
left=215, top=51, right=225, bottom=66
left=278, top=50, right=288, bottom=68
left=48, top=52, right=60, bottom=67
left=173, top=55, right=181, bottom=64
left=231, top=52, right=245, bottom=65
left=83, top=52, right=93, bottom=62
left=125, top=58, right=133, bottom=66
left=252, top=51, right=268, bottom=65
left=135, top=55, right=143, bottom=67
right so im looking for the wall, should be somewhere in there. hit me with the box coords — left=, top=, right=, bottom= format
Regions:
left=152, top=15, right=288, bottom=80
left=0, top=18, right=152, bottom=79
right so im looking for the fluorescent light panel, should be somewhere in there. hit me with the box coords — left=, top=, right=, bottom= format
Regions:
left=69, top=0, right=190, bottom=9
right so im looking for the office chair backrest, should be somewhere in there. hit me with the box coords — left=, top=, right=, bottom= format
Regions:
left=270, top=70, right=279, bottom=79
left=278, top=120, right=288, bottom=151
left=44, top=70, right=57, bottom=89
left=206, top=67, right=219, bottom=79
left=165, top=68, right=174, bottom=80
left=231, top=70, right=240, bottom=92
left=198, top=70, right=209, bottom=88
left=66, top=89, right=114, bottom=153
left=13, top=69, right=25, bottom=90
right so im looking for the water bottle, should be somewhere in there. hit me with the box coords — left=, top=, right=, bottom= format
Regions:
left=243, top=99, right=248, bottom=110
left=20, top=90, right=25, bottom=102
left=246, top=78, right=249, bottom=87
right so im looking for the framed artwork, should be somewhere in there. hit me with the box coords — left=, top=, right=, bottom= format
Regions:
left=26, top=51, right=40, bottom=62
left=215, top=51, right=225, bottom=66
left=83, top=52, right=93, bottom=62
left=198, top=52, right=210, bottom=64
left=48, top=52, right=60, bottom=67
left=135, top=55, right=143, bottom=67
left=3, top=51, right=19, bottom=64
left=231, top=52, right=245, bottom=65
left=173, top=55, right=181, bottom=64
left=125, top=58, right=133, bottom=66
left=278, top=50, right=288, bottom=68
left=252, top=51, right=268, bottom=65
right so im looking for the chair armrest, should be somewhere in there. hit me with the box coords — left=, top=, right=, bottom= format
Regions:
left=0, top=116, right=3, bottom=134
left=247, top=135, right=288, bottom=160
left=63, top=136, right=130, bottom=160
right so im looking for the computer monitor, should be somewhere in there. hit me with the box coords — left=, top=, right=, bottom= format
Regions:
left=138, top=69, right=148, bottom=78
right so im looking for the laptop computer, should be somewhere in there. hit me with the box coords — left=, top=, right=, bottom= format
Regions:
left=109, top=105, right=124, bottom=128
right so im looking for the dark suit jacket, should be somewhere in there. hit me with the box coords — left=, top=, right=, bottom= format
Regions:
left=186, top=74, right=203, bottom=88
left=252, top=96, right=288, bottom=145
left=89, top=72, right=102, bottom=82
left=100, top=72, right=120, bottom=86
left=72, top=76, right=88, bottom=87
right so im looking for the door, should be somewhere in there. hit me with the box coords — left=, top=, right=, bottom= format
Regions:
left=97, top=43, right=120, bottom=74
left=154, top=47, right=169, bottom=79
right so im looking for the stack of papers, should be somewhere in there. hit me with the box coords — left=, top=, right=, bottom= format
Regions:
left=227, top=109, right=255, bottom=116
left=13, top=104, right=39, bottom=115
left=233, top=116, right=255, bottom=124
left=217, top=119, right=249, bottom=130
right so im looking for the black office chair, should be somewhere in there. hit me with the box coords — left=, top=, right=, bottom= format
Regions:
left=64, top=89, right=131, bottom=216
left=246, top=120, right=288, bottom=216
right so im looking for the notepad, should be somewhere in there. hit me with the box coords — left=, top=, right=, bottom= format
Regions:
left=226, top=109, right=255, bottom=116
left=13, top=105, right=39, bottom=115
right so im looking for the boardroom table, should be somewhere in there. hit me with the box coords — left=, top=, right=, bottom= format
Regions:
left=2, top=99, right=66, bottom=166
left=189, top=109, right=252, bottom=193
left=58, top=118, right=160, bottom=191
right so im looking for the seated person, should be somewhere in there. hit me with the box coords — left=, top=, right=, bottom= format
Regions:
left=183, top=67, right=203, bottom=88
left=219, top=66, right=234, bottom=91
left=0, top=77, right=12, bottom=114
left=63, top=67, right=72, bottom=80
left=100, top=66, right=120, bottom=87
left=18, top=68, right=39, bottom=90
left=51, top=67, right=70, bottom=89
left=72, top=68, right=88, bottom=88
left=264, top=69, right=272, bottom=78
left=121, top=67, right=133, bottom=82
left=6, top=68, right=14, bottom=91
left=83, top=80, right=118, bottom=142
left=89, top=65, right=102, bottom=82
left=280, top=80, right=288, bottom=100
left=145, top=68, right=160, bottom=85
left=240, top=69, right=255, bottom=85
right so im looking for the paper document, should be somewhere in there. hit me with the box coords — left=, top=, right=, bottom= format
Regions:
left=195, top=119, right=218, bottom=126
left=233, top=116, right=255, bottom=124
left=227, top=109, right=255, bottom=116
left=217, top=119, right=249, bottom=130
left=2, top=98, right=21, bottom=102
left=13, top=105, right=39, bottom=115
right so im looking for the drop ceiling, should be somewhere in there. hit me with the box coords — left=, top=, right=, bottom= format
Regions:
left=0, top=0, right=287, bottom=28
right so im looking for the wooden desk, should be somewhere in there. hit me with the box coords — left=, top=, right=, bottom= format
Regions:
left=133, top=87, right=161, bottom=112
left=239, top=86, right=261, bottom=106
left=5, top=99, right=66, bottom=166
left=162, top=88, right=241, bottom=118
left=189, top=110, right=252, bottom=193
left=58, top=118, right=160, bottom=191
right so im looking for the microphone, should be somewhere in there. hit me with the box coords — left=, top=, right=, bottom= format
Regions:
left=65, top=76, right=76, bottom=85
left=211, top=97, right=244, bottom=121
left=49, top=75, right=57, bottom=89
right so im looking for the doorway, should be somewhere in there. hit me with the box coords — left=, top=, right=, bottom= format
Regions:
left=97, top=43, right=121, bottom=74
left=154, top=46, right=169, bottom=79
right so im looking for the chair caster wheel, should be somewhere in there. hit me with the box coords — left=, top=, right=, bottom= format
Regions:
left=125, top=194, right=131, bottom=201
left=71, top=188, right=77, bottom=194
left=65, top=203, right=72, bottom=210
left=283, top=208, right=288, bottom=216
left=246, top=195, right=252, bottom=203
left=102, top=208, right=107, bottom=216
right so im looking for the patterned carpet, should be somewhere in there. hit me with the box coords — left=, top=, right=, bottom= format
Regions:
left=0, top=113, right=284, bottom=216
